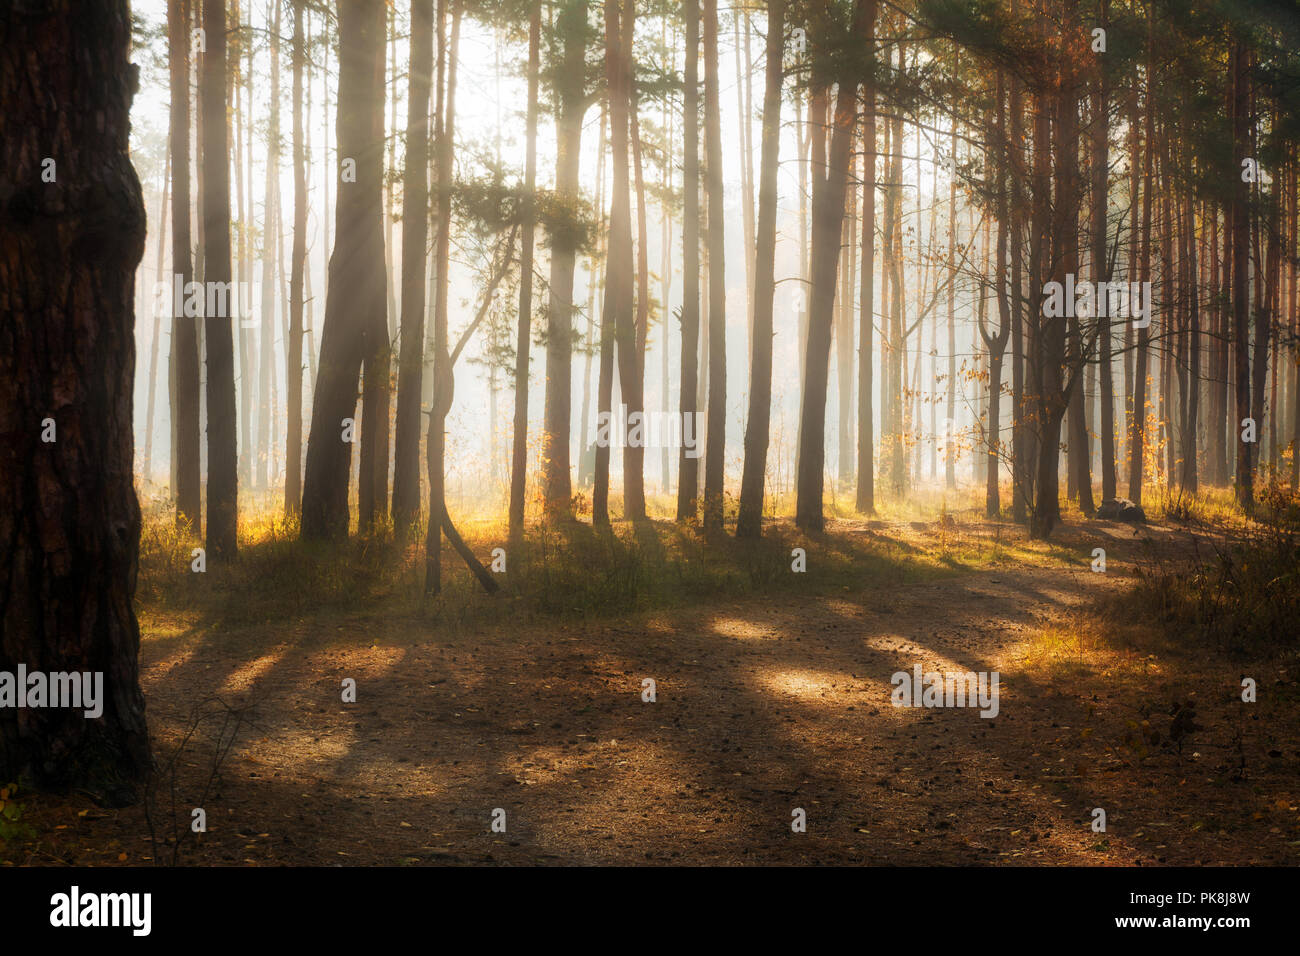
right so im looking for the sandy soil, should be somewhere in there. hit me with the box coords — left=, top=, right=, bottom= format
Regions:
left=11, top=515, right=1299, bottom=866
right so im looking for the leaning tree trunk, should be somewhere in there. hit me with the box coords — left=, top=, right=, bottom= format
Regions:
left=301, top=0, right=387, bottom=540
left=0, top=0, right=152, bottom=803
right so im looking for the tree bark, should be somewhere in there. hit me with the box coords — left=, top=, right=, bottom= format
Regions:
left=701, top=0, right=727, bottom=534
left=856, top=46, right=877, bottom=516
left=287, top=0, right=308, bottom=516
left=736, top=0, right=784, bottom=538
left=169, top=0, right=202, bottom=533
left=541, top=0, right=588, bottom=519
left=301, top=0, right=387, bottom=540
left=0, top=0, right=153, bottom=802
left=202, top=0, right=239, bottom=559
left=507, top=2, right=541, bottom=536
left=393, top=0, right=436, bottom=535
left=795, top=0, right=874, bottom=531
left=676, top=0, right=701, bottom=521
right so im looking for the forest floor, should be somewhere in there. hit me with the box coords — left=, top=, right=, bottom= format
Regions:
left=6, top=491, right=1300, bottom=866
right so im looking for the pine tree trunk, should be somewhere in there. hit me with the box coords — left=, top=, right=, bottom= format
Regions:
left=301, top=0, right=387, bottom=540
left=1127, top=7, right=1155, bottom=507
left=358, top=0, right=392, bottom=532
left=202, top=0, right=239, bottom=558
left=507, top=3, right=541, bottom=536
left=425, top=1, right=461, bottom=592
left=1093, top=0, right=1116, bottom=501
left=0, top=0, right=154, bottom=801
left=144, top=158, right=170, bottom=482
left=795, top=0, right=874, bottom=530
left=701, top=0, right=727, bottom=534
left=856, top=40, right=877, bottom=516
left=736, top=0, right=784, bottom=538
left=170, top=0, right=202, bottom=533
left=393, top=0, right=436, bottom=535
left=1231, top=40, right=1253, bottom=507
left=257, top=0, right=282, bottom=493
left=541, top=0, right=587, bottom=519
left=676, top=0, right=701, bottom=520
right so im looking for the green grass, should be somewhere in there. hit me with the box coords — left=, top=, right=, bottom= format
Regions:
left=136, top=489, right=1009, bottom=641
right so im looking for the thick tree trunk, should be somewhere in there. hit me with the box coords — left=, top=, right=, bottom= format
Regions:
left=795, top=0, right=874, bottom=531
left=357, top=1, right=392, bottom=535
left=301, top=0, right=387, bottom=540
left=0, top=0, right=152, bottom=802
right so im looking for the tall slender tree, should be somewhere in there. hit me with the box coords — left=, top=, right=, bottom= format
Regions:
left=393, top=0, right=436, bottom=535
left=508, top=1, right=542, bottom=536
left=677, top=0, right=702, bottom=521
left=170, top=0, right=202, bottom=532
left=202, top=0, right=239, bottom=559
left=701, top=0, right=727, bottom=533
left=737, top=0, right=785, bottom=538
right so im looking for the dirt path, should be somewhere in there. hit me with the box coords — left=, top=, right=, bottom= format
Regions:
left=16, top=517, right=1299, bottom=865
